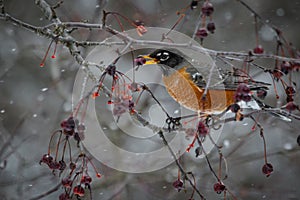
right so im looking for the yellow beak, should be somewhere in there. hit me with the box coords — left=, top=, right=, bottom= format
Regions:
left=141, top=55, right=159, bottom=65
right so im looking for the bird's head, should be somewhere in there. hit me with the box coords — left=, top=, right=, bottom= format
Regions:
left=141, top=49, right=184, bottom=68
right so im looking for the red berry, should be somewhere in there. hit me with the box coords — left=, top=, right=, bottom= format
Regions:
left=262, top=163, right=273, bottom=177
left=213, top=182, right=226, bottom=194
left=81, top=175, right=92, bottom=184
left=92, top=92, right=99, bottom=99
left=197, top=121, right=209, bottom=136
left=253, top=45, right=264, bottom=54
left=59, top=193, right=71, bottom=200
left=73, top=185, right=85, bottom=197
left=172, top=179, right=184, bottom=192
left=285, top=102, right=298, bottom=112
left=96, top=173, right=102, bottom=178
left=61, top=178, right=72, bottom=188
left=196, top=28, right=208, bottom=38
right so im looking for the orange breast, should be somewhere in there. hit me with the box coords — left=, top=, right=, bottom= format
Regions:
left=162, top=68, right=236, bottom=112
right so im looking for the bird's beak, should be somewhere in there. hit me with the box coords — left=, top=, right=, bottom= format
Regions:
left=141, top=55, right=159, bottom=65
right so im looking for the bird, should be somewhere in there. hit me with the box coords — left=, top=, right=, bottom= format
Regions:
left=140, top=49, right=291, bottom=121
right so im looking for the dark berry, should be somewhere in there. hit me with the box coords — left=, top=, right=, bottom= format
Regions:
left=262, top=163, right=273, bottom=177
left=195, top=147, right=202, bottom=157
left=213, top=182, right=226, bottom=194
left=106, top=64, right=116, bottom=76
left=297, top=135, right=300, bottom=146
left=207, top=22, right=216, bottom=33
left=196, top=28, right=208, bottom=39
left=61, top=117, right=76, bottom=136
left=230, top=103, right=240, bottom=113
left=286, top=96, right=294, bottom=103
left=202, top=2, right=214, bottom=16
left=172, top=179, right=184, bottom=192
left=73, top=185, right=85, bottom=197
left=134, top=57, right=146, bottom=66
left=190, top=0, right=198, bottom=10
left=253, top=45, right=264, bottom=54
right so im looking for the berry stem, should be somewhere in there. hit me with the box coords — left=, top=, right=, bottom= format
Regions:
left=254, top=15, right=259, bottom=47
left=48, top=130, right=62, bottom=155
left=40, top=40, right=54, bottom=67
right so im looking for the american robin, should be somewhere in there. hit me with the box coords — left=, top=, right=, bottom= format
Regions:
left=140, top=49, right=291, bottom=121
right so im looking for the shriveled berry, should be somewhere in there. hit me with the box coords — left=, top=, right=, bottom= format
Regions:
left=39, top=154, right=53, bottom=165
left=235, top=84, right=252, bottom=102
left=207, top=22, right=216, bottom=33
left=197, top=121, right=209, bottom=136
left=253, top=45, right=264, bottom=54
left=61, top=117, right=76, bottom=136
left=236, top=83, right=250, bottom=93
left=196, top=28, right=208, bottom=39
left=73, top=185, right=85, bottom=197
left=256, top=88, right=267, bottom=99
left=262, top=163, right=273, bottom=177
left=202, top=2, right=214, bottom=16
left=59, top=160, right=66, bottom=171
left=172, top=179, right=184, bottom=192
left=69, top=162, right=76, bottom=170
left=280, top=61, right=292, bottom=74
left=49, top=161, right=60, bottom=170
left=213, top=182, right=226, bottom=194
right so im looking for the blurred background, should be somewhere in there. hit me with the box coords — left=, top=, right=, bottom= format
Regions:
left=0, top=0, right=300, bottom=199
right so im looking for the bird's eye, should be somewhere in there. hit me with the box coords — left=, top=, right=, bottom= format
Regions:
left=159, top=52, right=169, bottom=61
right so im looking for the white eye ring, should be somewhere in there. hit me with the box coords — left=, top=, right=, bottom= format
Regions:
left=160, top=52, right=169, bottom=61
